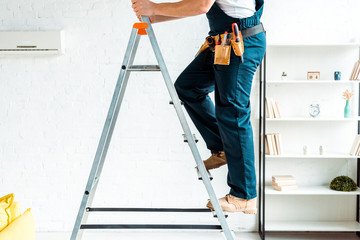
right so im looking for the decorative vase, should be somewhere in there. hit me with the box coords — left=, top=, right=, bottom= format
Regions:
left=344, top=100, right=351, bottom=118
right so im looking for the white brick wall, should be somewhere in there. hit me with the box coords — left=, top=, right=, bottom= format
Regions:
left=0, top=0, right=360, bottom=232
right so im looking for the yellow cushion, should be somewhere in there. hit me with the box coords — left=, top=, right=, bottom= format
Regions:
left=0, top=208, right=35, bottom=240
left=0, top=194, right=14, bottom=231
left=8, top=202, right=21, bottom=223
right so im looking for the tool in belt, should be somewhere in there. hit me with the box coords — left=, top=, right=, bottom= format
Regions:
left=195, top=23, right=265, bottom=65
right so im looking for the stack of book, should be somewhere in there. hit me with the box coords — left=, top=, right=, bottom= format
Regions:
left=265, top=133, right=282, bottom=155
left=265, top=97, right=281, bottom=118
left=272, top=175, right=298, bottom=191
left=350, top=60, right=360, bottom=80
left=349, top=134, right=360, bottom=155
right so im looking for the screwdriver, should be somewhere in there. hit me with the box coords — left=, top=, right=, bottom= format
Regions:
left=222, top=31, right=228, bottom=47
left=232, top=22, right=244, bottom=62
left=216, top=34, right=221, bottom=45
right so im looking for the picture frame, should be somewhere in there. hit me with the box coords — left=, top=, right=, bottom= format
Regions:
left=307, top=71, right=320, bottom=80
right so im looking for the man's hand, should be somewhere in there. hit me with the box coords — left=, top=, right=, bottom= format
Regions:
left=131, top=0, right=157, bottom=21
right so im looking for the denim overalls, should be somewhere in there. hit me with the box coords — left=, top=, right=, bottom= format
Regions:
left=174, top=0, right=266, bottom=200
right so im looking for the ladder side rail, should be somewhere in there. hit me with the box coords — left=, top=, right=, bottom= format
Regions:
left=141, top=16, right=234, bottom=240
left=70, top=28, right=141, bottom=240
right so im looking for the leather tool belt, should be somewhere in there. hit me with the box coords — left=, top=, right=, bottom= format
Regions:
left=195, top=23, right=265, bottom=65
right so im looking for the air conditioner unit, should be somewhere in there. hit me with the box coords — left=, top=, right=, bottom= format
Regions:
left=0, top=31, right=64, bottom=55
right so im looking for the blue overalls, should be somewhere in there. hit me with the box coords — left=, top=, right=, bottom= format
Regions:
left=174, top=0, right=266, bottom=200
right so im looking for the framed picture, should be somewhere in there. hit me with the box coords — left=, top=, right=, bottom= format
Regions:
left=307, top=71, right=320, bottom=80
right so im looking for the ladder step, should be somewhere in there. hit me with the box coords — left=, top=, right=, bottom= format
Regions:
left=183, top=133, right=198, bottom=143
left=127, top=65, right=160, bottom=71
left=195, top=167, right=213, bottom=181
left=169, top=100, right=184, bottom=105
left=86, top=207, right=213, bottom=212
left=80, top=224, right=222, bottom=230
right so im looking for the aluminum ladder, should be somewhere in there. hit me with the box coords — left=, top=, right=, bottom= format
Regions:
left=70, top=16, right=236, bottom=240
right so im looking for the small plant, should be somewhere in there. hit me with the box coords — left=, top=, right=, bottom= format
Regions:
left=330, top=176, right=358, bottom=192
left=342, top=89, right=354, bottom=101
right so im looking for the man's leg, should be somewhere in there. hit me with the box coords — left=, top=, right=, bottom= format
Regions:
left=214, top=32, right=266, bottom=200
left=174, top=49, right=223, bottom=154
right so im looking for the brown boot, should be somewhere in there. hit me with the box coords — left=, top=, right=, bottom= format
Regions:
left=203, top=150, right=227, bottom=170
left=206, top=194, right=257, bottom=214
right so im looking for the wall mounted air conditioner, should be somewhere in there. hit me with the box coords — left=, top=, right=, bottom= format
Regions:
left=0, top=31, right=64, bottom=55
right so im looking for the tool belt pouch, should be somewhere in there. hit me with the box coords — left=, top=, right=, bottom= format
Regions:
left=230, top=39, right=244, bottom=57
left=195, top=40, right=209, bottom=58
left=214, top=45, right=231, bottom=65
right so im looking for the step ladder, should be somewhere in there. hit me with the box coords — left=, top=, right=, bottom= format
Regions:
left=70, top=16, right=236, bottom=240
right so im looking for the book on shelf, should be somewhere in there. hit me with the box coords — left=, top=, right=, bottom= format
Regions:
left=265, top=97, right=281, bottom=118
left=273, top=185, right=298, bottom=191
left=265, top=133, right=282, bottom=155
left=350, top=60, right=360, bottom=80
left=271, top=134, right=277, bottom=155
left=349, top=134, right=360, bottom=155
left=272, top=181, right=296, bottom=186
left=272, top=175, right=295, bottom=181
left=272, top=175, right=297, bottom=191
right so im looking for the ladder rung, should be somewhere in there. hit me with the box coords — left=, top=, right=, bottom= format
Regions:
left=80, top=224, right=222, bottom=230
left=169, top=100, right=184, bottom=105
left=196, top=167, right=213, bottom=181
left=127, top=65, right=160, bottom=71
left=183, top=133, right=198, bottom=143
left=86, top=207, right=213, bottom=212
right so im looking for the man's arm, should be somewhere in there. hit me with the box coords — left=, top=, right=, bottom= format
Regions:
left=132, top=0, right=215, bottom=23
left=153, top=0, right=215, bottom=16
left=149, top=15, right=183, bottom=23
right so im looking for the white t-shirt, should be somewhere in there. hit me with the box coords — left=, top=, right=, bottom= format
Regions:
left=216, top=0, right=256, bottom=18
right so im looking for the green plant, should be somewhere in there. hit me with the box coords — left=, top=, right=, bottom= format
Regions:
left=330, top=176, right=358, bottom=192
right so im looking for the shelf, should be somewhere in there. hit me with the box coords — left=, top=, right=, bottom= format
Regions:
left=265, top=185, right=360, bottom=196
left=260, top=41, right=360, bottom=237
left=267, top=43, right=360, bottom=47
left=265, top=220, right=360, bottom=232
left=266, top=80, right=359, bottom=84
left=266, top=154, right=358, bottom=159
left=266, top=117, right=359, bottom=121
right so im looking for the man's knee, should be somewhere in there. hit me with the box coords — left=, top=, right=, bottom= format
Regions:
left=215, top=101, right=251, bottom=120
left=174, top=73, right=189, bottom=101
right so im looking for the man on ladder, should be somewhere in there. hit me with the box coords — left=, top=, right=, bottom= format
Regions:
left=132, top=0, right=266, bottom=213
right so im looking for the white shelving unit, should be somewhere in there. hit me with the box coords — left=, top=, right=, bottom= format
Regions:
left=258, top=43, right=360, bottom=238
left=266, top=221, right=360, bottom=232
left=267, top=80, right=359, bottom=84
left=266, top=117, right=359, bottom=121
left=266, top=154, right=358, bottom=159
left=265, top=185, right=360, bottom=196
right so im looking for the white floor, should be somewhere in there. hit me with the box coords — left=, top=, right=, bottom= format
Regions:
left=36, top=231, right=359, bottom=240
